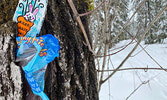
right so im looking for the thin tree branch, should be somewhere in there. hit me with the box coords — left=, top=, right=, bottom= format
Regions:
left=108, top=41, right=136, bottom=52
left=79, top=0, right=106, bottom=17
left=120, top=15, right=166, bottom=71
left=126, top=80, right=149, bottom=100
left=96, top=26, right=139, bottom=59
left=68, top=0, right=94, bottom=54
left=130, top=45, right=148, bottom=57
left=96, top=36, right=135, bottom=58
left=98, top=1, right=145, bottom=89
left=95, top=7, right=117, bottom=56
left=98, top=1, right=109, bottom=92
left=126, top=74, right=159, bottom=100
left=111, top=0, right=147, bottom=43
left=101, top=5, right=167, bottom=85
left=97, top=67, right=167, bottom=72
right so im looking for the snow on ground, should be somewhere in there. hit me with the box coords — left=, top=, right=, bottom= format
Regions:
left=99, top=39, right=167, bottom=100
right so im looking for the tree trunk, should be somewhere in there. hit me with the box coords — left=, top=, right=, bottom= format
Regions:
left=0, top=0, right=99, bottom=100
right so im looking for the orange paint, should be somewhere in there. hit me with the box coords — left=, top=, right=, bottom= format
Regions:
left=17, top=16, right=34, bottom=37
left=39, top=49, right=47, bottom=57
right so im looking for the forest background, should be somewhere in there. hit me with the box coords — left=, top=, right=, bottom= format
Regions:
left=0, top=0, right=167, bottom=100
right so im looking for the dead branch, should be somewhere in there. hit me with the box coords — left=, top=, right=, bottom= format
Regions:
left=68, top=0, right=94, bottom=54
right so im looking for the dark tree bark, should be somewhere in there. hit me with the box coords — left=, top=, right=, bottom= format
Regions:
left=0, top=0, right=98, bottom=100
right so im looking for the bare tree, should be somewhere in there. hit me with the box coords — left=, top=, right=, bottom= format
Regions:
left=89, top=0, right=167, bottom=98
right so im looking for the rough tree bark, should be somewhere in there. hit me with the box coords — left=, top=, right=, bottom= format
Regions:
left=0, top=0, right=98, bottom=100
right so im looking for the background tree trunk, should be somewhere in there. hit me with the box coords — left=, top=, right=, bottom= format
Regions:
left=0, top=0, right=98, bottom=100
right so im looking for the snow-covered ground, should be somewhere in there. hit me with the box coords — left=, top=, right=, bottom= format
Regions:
left=99, top=39, right=167, bottom=100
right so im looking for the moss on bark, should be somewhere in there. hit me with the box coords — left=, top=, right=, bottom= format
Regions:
left=0, top=0, right=18, bottom=24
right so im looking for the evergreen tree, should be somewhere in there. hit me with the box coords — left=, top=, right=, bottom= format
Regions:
left=135, top=0, right=167, bottom=44
left=112, top=0, right=129, bottom=42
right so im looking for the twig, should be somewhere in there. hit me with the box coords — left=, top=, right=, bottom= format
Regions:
left=108, top=41, right=136, bottom=52
left=111, top=0, right=147, bottom=44
left=126, top=74, right=159, bottom=100
left=135, top=71, right=143, bottom=83
left=101, top=5, right=167, bottom=85
left=95, top=6, right=116, bottom=56
left=79, top=0, right=106, bottom=17
left=97, top=67, right=167, bottom=72
left=107, top=56, right=111, bottom=100
left=144, top=49, right=166, bottom=71
left=98, top=24, right=139, bottom=92
left=68, top=0, right=94, bottom=54
left=96, top=36, right=136, bottom=58
left=130, top=45, right=148, bottom=57
left=120, top=14, right=167, bottom=72
left=126, top=80, right=149, bottom=100
left=96, top=58, right=101, bottom=83
left=109, top=56, right=115, bottom=69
